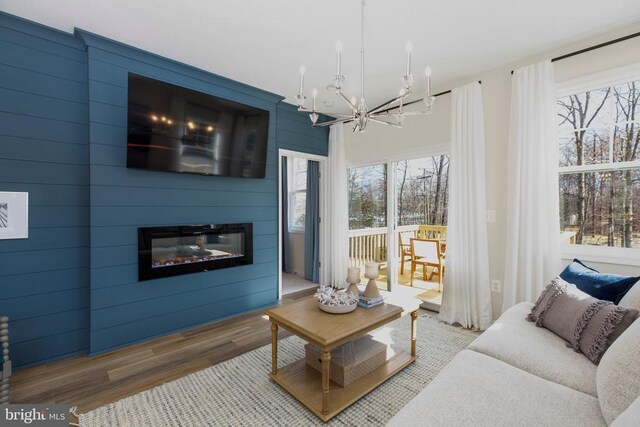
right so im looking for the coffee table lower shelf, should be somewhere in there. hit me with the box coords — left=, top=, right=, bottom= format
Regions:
left=270, top=350, right=416, bottom=422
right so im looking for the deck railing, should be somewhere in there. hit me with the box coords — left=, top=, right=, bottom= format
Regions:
left=349, top=225, right=577, bottom=270
left=348, top=224, right=427, bottom=268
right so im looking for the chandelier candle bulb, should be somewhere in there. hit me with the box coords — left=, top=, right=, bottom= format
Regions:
left=312, top=88, right=318, bottom=111
left=293, top=0, right=436, bottom=132
left=405, top=41, right=413, bottom=76
left=425, top=66, right=432, bottom=95
left=298, top=65, right=306, bottom=94
left=335, top=40, right=343, bottom=76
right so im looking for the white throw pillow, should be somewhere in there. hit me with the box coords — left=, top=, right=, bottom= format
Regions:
left=619, top=280, right=640, bottom=311
left=597, top=316, right=640, bottom=425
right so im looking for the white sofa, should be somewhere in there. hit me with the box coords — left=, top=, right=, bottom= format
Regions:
left=388, top=286, right=640, bottom=427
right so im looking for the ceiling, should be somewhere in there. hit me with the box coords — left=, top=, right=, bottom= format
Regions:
left=2, top=0, right=640, bottom=110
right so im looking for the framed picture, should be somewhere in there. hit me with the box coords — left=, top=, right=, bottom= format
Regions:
left=0, top=192, right=28, bottom=240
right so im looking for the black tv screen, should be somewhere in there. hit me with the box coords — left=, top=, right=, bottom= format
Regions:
left=127, top=73, right=269, bottom=178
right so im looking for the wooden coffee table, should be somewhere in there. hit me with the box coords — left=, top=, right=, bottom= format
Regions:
left=266, top=296, right=418, bottom=421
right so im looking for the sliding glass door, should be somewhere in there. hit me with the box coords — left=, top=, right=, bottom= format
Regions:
left=347, top=163, right=389, bottom=290
left=393, top=156, right=449, bottom=295
left=347, top=154, right=450, bottom=295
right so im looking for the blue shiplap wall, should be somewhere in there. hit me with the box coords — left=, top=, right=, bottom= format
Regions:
left=77, top=30, right=287, bottom=354
left=0, top=12, right=329, bottom=367
left=276, top=103, right=329, bottom=156
left=0, top=14, right=90, bottom=366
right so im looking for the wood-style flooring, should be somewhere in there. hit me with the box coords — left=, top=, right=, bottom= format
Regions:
left=11, top=288, right=316, bottom=414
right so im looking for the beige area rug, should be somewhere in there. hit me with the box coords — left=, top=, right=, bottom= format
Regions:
left=80, top=314, right=479, bottom=427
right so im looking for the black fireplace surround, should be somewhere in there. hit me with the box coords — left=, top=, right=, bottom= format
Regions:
left=138, top=223, right=253, bottom=281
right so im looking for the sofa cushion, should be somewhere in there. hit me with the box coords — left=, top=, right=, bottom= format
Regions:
left=597, top=316, right=640, bottom=425
left=528, top=279, right=639, bottom=364
left=611, top=396, right=640, bottom=427
left=387, top=349, right=606, bottom=427
left=619, top=281, right=640, bottom=311
left=560, top=259, right=639, bottom=304
left=468, top=302, right=598, bottom=396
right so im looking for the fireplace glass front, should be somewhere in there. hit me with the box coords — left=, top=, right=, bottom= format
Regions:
left=138, top=223, right=252, bottom=281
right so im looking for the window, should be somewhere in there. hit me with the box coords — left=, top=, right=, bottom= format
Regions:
left=557, top=73, right=640, bottom=249
left=348, top=164, right=387, bottom=230
left=396, top=156, right=450, bottom=227
left=288, top=157, right=307, bottom=232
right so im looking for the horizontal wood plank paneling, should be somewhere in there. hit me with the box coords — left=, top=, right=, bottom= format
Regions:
left=3, top=289, right=88, bottom=321
left=0, top=87, right=88, bottom=123
left=0, top=183, right=89, bottom=207
left=0, top=159, right=88, bottom=185
left=0, top=227, right=88, bottom=253
left=0, top=12, right=328, bottom=367
left=0, top=111, right=87, bottom=145
left=0, top=247, right=89, bottom=277
left=82, top=30, right=284, bottom=355
left=12, top=309, right=89, bottom=343
left=0, top=13, right=89, bottom=368
left=0, top=39, right=86, bottom=81
left=0, top=268, right=88, bottom=299
left=11, top=329, right=88, bottom=368
left=0, top=63, right=87, bottom=102
left=276, top=103, right=329, bottom=156
left=2, top=135, right=89, bottom=165
left=90, top=164, right=276, bottom=191
left=91, top=275, right=276, bottom=328
left=90, top=262, right=278, bottom=308
left=89, top=289, right=276, bottom=353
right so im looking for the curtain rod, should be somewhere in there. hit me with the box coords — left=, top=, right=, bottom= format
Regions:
left=377, top=80, right=482, bottom=114
left=510, top=30, right=640, bottom=74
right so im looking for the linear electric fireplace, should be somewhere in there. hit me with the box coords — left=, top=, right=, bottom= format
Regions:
left=138, top=223, right=252, bottom=281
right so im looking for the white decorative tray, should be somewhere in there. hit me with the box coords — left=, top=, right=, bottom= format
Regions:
left=318, top=301, right=357, bottom=314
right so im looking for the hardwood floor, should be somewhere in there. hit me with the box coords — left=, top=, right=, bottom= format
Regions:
left=11, top=288, right=316, bottom=414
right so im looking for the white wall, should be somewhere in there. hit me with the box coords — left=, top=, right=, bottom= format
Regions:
left=288, top=231, right=306, bottom=277
left=345, top=23, right=640, bottom=318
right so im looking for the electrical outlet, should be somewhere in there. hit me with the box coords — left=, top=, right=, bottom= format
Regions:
left=491, top=279, right=502, bottom=293
left=487, top=210, right=496, bottom=223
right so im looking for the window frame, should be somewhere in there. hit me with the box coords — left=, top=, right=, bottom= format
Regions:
left=288, top=157, right=307, bottom=233
left=556, top=63, right=640, bottom=266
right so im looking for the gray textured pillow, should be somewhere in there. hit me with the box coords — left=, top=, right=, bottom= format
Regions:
left=528, top=277, right=638, bottom=364
left=527, top=277, right=565, bottom=323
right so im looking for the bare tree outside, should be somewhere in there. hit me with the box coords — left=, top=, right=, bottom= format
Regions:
left=557, top=80, right=640, bottom=248
left=347, top=156, right=450, bottom=230
left=348, top=164, right=387, bottom=229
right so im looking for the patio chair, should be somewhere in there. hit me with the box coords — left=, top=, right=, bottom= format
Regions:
left=398, top=232, right=414, bottom=275
left=410, top=238, right=445, bottom=291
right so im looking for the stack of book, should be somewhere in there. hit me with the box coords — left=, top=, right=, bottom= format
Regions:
left=358, top=294, right=384, bottom=308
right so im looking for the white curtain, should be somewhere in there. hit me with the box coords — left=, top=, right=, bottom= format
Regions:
left=439, top=82, right=493, bottom=330
left=503, top=60, right=561, bottom=310
left=325, top=124, right=349, bottom=288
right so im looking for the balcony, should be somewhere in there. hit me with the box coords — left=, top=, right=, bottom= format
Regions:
left=349, top=225, right=446, bottom=306
left=349, top=225, right=578, bottom=301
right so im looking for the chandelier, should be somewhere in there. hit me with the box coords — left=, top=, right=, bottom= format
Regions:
left=294, top=0, right=435, bottom=132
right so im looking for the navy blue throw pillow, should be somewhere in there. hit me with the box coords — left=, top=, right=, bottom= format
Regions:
left=559, top=259, right=639, bottom=304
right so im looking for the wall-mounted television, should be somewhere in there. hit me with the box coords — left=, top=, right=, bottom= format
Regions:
left=127, top=73, right=270, bottom=178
